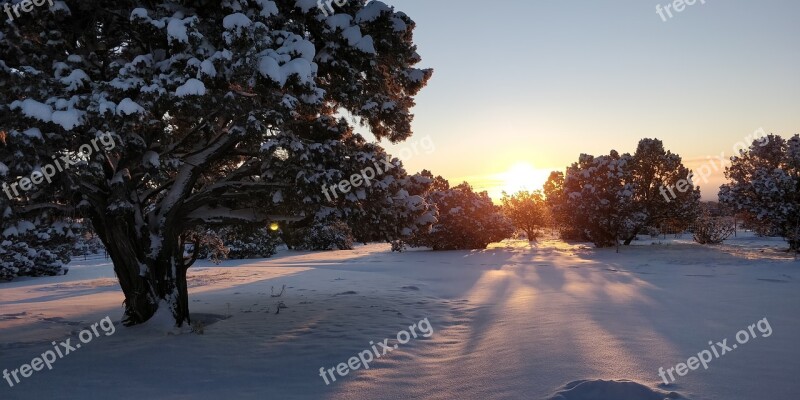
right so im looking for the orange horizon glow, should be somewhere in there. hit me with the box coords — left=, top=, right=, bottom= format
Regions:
left=454, top=162, right=555, bottom=202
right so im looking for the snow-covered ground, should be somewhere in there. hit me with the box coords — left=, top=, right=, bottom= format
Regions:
left=1, top=233, right=798, bottom=399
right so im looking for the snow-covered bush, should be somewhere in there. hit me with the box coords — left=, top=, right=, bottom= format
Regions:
left=185, top=225, right=278, bottom=261
left=296, top=219, right=354, bottom=251
left=72, top=235, right=105, bottom=256
left=71, top=220, right=105, bottom=256
left=693, top=215, right=735, bottom=244
left=406, top=176, right=513, bottom=250
left=222, top=226, right=280, bottom=259
left=0, top=216, right=75, bottom=280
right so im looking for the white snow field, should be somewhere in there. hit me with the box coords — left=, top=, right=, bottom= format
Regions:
left=1, top=234, right=798, bottom=399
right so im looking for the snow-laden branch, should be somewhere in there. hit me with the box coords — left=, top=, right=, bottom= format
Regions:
left=184, top=205, right=304, bottom=226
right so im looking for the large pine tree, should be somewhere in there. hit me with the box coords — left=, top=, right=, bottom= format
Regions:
left=0, top=0, right=432, bottom=326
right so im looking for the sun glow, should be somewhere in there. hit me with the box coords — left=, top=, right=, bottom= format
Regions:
left=500, top=162, right=551, bottom=195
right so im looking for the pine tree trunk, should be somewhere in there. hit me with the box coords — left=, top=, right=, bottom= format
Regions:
left=623, top=227, right=641, bottom=246
left=94, top=217, right=191, bottom=327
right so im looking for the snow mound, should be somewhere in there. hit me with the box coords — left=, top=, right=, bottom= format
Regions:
left=547, top=380, right=688, bottom=400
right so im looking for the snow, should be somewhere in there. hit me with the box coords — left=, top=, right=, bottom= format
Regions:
left=391, top=16, right=407, bottom=32
left=130, top=7, right=165, bottom=29
left=0, top=234, right=798, bottom=399
left=22, top=128, right=42, bottom=140
left=5, top=220, right=35, bottom=236
left=49, top=0, right=70, bottom=14
left=10, top=99, right=53, bottom=123
left=130, top=7, right=148, bottom=20
left=326, top=14, right=353, bottom=30
left=406, top=68, right=427, bottom=83
left=59, top=69, right=90, bottom=91
left=142, top=151, right=160, bottom=168
left=8, top=99, right=84, bottom=131
left=167, top=17, right=193, bottom=44
left=98, top=100, right=116, bottom=115
left=199, top=59, right=217, bottom=78
left=175, top=79, right=206, bottom=97
left=222, top=13, right=252, bottom=30
left=51, top=110, right=83, bottom=130
left=294, top=0, right=320, bottom=14
left=258, top=56, right=318, bottom=87
left=547, top=379, right=686, bottom=400
left=254, top=0, right=279, bottom=17
left=355, top=1, right=391, bottom=23
left=130, top=55, right=153, bottom=68
left=116, top=98, right=145, bottom=116
left=341, top=26, right=376, bottom=54
left=110, top=77, right=145, bottom=91
left=258, top=56, right=283, bottom=84
left=140, top=84, right=165, bottom=94
left=287, top=38, right=316, bottom=62
left=281, top=58, right=316, bottom=85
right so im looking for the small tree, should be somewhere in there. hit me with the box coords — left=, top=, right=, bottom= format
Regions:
left=720, top=134, right=800, bottom=252
left=406, top=175, right=513, bottom=250
left=624, top=138, right=700, bottom=244
left=562, top=151, right=638, bottom=248
left=546, top=139, right=700, bottom=249
left=544, top=171, right=586, bottom=241
left=693, top=203, right=735, bottom=245
left=500, top=190, right=548, bottom=241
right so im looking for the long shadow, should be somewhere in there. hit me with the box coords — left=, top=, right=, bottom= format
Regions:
left=0, top=244, right=510, bottom=399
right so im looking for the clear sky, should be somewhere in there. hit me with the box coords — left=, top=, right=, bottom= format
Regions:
left=376, top=0, right=800, bottom=201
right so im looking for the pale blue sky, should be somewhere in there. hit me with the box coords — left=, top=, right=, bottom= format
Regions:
left=377, top=0, right=800, bottom=200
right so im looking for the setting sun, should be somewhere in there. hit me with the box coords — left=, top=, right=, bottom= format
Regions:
left=500, top=162, right=551, bottom=196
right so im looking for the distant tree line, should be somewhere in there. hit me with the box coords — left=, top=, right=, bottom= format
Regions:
left=499, top=136, right=799, bottom=253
